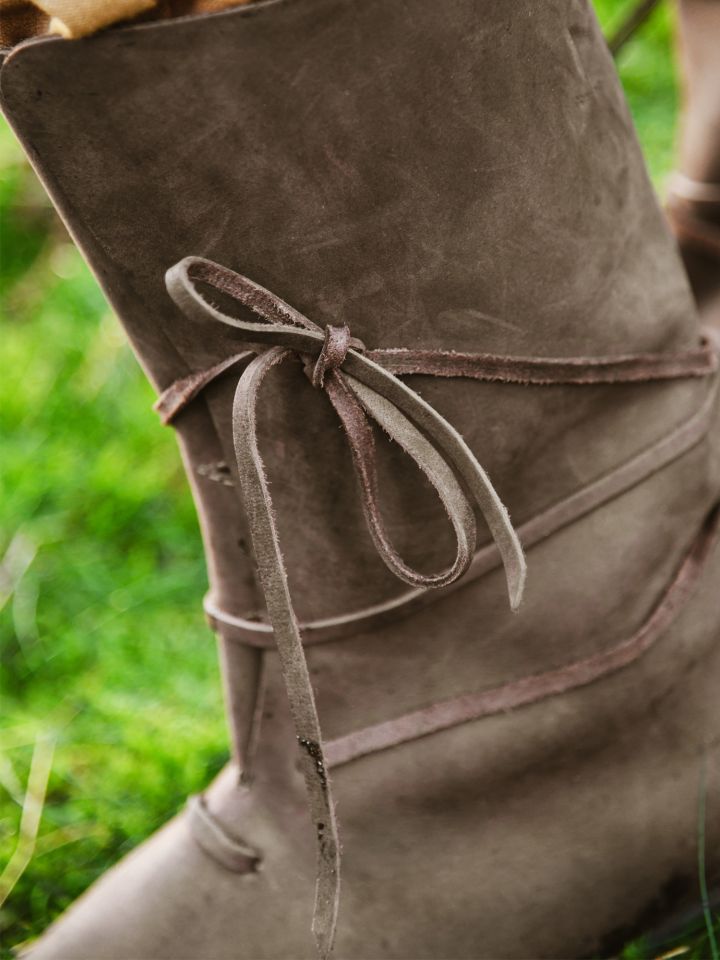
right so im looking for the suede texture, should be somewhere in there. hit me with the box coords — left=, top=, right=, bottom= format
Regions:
left=1, top=0, right=719, bottom=956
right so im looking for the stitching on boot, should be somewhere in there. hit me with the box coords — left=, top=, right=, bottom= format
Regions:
left=186, top=794, right=261, bottom=874
left=324, top=500, right=720, bottom=768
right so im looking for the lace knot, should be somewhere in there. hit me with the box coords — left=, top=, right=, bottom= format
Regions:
left=311, top=324, right=363, bottom=388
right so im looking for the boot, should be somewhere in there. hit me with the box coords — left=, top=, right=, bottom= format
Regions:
left=667, top=0, right=720, bottom=324
left=2, top=0, right=720, bottom=956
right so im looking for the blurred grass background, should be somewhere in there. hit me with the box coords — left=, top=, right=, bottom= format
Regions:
left=0, top=2, right=718, bottom=957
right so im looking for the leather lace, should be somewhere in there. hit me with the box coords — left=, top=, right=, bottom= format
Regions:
left=160, top=255, right=718, bottom=957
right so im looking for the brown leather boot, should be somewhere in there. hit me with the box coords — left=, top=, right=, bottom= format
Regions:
left=2, top=1, right=719, bottom=957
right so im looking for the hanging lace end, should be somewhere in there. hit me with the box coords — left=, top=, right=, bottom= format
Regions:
left=296, top=735, right=341, bottom=959
left=504, top=526, right=527, bottom=612
left=508, top=558, right=527, bottom=611
left=312, top=834, right=341, bottom=960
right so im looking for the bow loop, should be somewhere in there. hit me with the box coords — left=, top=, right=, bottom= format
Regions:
left=166, top=255, right=326, bottom=353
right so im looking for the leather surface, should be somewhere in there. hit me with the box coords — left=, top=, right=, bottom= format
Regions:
left=2, top=0, right=719, bottom=955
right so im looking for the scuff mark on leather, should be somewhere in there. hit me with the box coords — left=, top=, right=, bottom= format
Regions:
left=197, top=460, right=234, bottom=486
left=298, top=736, right=328, bottom=791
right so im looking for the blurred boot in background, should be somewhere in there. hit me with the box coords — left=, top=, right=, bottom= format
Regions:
left=668, top=0, right=720, bottom=324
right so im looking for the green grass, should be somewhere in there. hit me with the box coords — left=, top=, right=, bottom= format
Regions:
left=0, top=3, right=718, bottom=957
